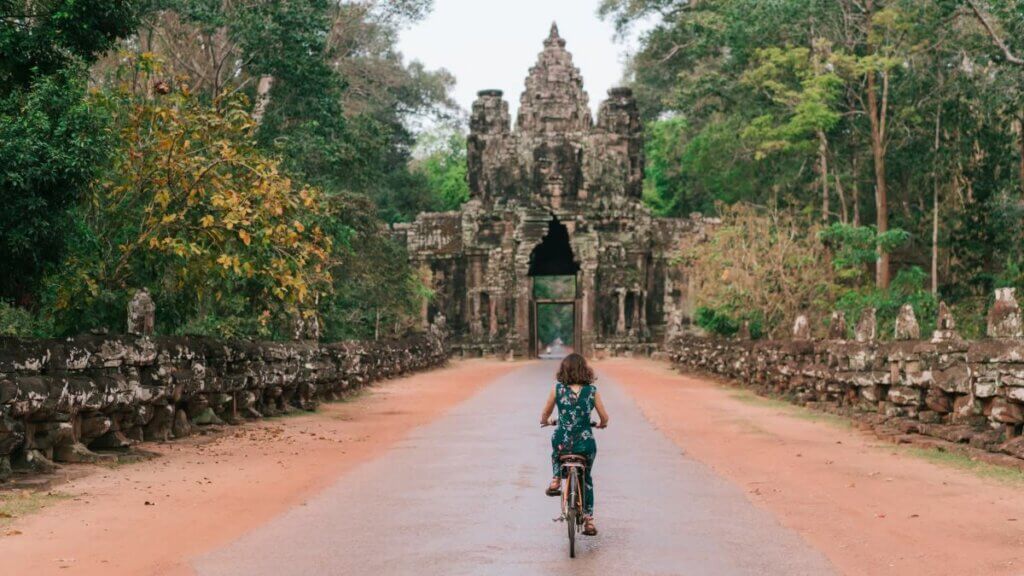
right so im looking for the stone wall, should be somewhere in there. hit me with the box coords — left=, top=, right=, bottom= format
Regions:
left=0, top=332, right=448, bottom=481
left=665, top=293, right=1024, bottom=460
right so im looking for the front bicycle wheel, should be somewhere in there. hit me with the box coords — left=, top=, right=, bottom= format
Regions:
left=567, top=469, right=578, bottom=558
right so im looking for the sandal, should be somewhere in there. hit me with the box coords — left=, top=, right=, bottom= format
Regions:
left=583, top=516, right=598, bottom=536
left=545, top=478, right=561, bottom=496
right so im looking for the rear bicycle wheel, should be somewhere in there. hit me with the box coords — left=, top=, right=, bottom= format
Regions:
left=567, top=469, right=578, bottom=558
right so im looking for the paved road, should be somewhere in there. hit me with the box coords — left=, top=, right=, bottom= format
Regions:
left=193, top=361, right=835, bottom=576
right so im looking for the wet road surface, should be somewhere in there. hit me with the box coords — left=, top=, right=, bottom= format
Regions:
left=192, top=361, right=835, bottom=576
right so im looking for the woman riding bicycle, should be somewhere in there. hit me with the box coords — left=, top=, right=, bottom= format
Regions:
left=539, top=353, right=609, bottom=536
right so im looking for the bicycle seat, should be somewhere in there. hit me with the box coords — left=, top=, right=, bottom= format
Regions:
left=558, top=454, right=588, bottom=464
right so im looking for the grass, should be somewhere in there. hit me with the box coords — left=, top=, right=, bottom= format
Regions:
left=0, top=491, right=71, bottom=527
left=900, top=446, right=1024, bottom=485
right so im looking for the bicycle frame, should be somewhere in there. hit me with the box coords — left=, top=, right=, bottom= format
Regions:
left=559, top=460, right=586, bottom=520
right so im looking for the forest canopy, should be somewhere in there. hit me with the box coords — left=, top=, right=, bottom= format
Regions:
left=0, top=0, right=460, bottom=340
left=605, top=0, right=1024, bottom=337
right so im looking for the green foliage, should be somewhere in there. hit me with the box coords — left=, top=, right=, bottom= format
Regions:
left=612, top=0, right=1024, bottom=320
left=834, top=267, right=938, bottom=339
left=0, top=0, right=139, bottom=88
left=819, top=223, right=910, bottom=282
left=412, top=130, right=470, bottom=213
left=695, top=306, right=764, bottom=339
left=318, top=192, right=427, bottom=340
left=537, top=304, right=574, bottom=347
left=0, top=302, right=52, bottom=338
left=0, top=0, right=139, bottom=303
left=0, top=68, right=113, bottom=303
left=643, top=115, right=763, bottom=216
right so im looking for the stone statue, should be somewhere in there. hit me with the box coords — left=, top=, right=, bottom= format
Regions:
left=894, top=304, right=920, bottom=340
left=792, top=314, right=811, bottom=340
left=855, top=308, right=877, bottom=343
left=988, top=288, right=1022, bottom=339
left=828, top=311, right=847, bottom=340
left=127, top=288, right=156, bottom=336
left=932, top=301, right=959, bottom=342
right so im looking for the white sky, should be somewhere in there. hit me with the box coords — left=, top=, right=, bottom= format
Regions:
left=397, top=0, right=644, bottom=120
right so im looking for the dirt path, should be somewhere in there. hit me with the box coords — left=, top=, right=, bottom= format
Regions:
left=599, top=358, right=1024, bottom=576
left=0, top=359, right=518, bottom=576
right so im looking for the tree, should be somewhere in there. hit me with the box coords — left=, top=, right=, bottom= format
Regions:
left=0, top=0, right=139, bottom=304
left=43, top=88, right=333, bottom=338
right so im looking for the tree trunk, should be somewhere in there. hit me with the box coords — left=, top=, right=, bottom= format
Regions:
left=866, top=69, right=890, bottom=288
left=852, top=153, right=861, bottom=226
left=1018, top=115, right=1024, bottom=195
left=932, top=106, right=941, bottom=295
left=819, top=130, right=830, bottom=223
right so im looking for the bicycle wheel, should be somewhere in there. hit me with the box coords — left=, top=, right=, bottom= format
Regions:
left=567, top=469, right=577, bottom=558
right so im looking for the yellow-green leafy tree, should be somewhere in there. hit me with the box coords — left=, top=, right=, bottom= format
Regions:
left=45, top=84, right=332, bottom=338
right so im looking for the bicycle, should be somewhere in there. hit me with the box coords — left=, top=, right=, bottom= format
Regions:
left=543, top=420, right=602, bottom=558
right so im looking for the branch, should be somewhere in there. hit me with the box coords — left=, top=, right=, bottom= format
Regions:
left=966, top=0, right=1024, bottom=67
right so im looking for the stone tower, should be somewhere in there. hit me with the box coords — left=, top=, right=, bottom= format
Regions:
left=394, top=25, right=706, bottom=358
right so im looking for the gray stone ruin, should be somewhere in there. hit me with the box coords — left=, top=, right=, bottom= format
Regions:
left=736, top=320, right=752, bottom=341
left=792, top=314, right=811, bottom=340
left=828, top=311, right=847, bottom=340
left=893, top=304, right=920, bottom=340
left=987, top=288, right=1022, bottom=339
left=127, top=288, right=156, bottom=336
left=855, top=307, right=877, bottom=343
left=931, top=301, right=959, bottom=342
left=392, top=24, right=708, bottom=358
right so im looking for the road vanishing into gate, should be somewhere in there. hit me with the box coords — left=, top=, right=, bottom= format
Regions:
left=192, top=361, right=834, bottom=576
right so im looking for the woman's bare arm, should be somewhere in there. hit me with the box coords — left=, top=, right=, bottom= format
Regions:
left=594, top=392, right=609, bottom=428
left=540, top=387, right=556, bottom=426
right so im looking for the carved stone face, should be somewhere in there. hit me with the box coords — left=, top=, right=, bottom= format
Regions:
left=532, top=141, right=579, bottom=202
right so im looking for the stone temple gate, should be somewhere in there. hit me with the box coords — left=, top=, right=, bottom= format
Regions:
left=393, top=24, right=708, bottom=358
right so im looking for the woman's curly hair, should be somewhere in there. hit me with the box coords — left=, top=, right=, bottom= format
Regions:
left=556, top=353, right=595, bottom=386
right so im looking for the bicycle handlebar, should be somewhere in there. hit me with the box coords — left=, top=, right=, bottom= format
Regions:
left=540, top=420, right=607, bottom=429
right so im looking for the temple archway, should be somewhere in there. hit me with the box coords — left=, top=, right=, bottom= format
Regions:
left=529, top=218, right=581, bottom=358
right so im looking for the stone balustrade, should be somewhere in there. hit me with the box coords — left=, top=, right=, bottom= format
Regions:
left=0, top=331, right=449, bottom=481
left=666, top=289, right=1024, bottom=460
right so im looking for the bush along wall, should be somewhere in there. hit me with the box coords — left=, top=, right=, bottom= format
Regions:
left=0, top=325, right=449, bottom=481
left=666, top=289, right=1024, bottom=461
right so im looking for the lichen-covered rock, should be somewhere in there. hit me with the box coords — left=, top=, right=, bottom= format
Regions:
left=988, top=288, right=1022, bottom=339
left=127, top=288, right=156, bottom=336
left=666, top=333, right=1024, bottom=461
left=828, top=311, right=847, bottom=340
left=0, top=331, right=448, bottom=480
left=932, top=301, right=959, bottom=342
left=894, top=304, right=920, bottom=341
left=792, top=315, right=812, bottom=341
left=855, top=308, right=877, bottom=343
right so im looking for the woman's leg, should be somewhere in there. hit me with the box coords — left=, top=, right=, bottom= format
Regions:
left=583, top=453, right=595, bottom=516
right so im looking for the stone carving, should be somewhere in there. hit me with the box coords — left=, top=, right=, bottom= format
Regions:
left=666, top=334, right=1024, bottom=461
left=894, top=304, right=920, bottom=340
left=792, top=314, right=811, bottom=340
left=0, top=332, right=448, bottom=482
left=127, top=288, right=156, bottom=336
left=828, top=311, right=847, bottom=340
left=855, top=308, right=877, bottom=343
left=988, top=288, right=1022, bottom=339
left=932, top=301, right=959, bottom=342
left=736, top=320, right=752, bottom=341
left=395, top=25, right=708, bottom=357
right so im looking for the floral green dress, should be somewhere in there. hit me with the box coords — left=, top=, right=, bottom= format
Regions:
left=551, top=382, right=597, bottom=515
